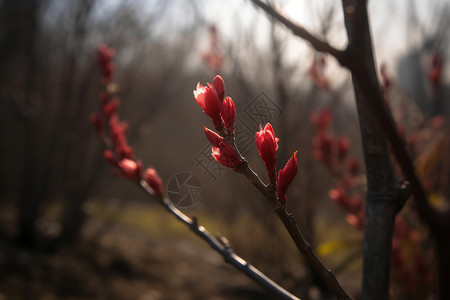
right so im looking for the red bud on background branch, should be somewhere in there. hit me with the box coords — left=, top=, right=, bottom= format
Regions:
left=97, top=43, right=115, bottom=84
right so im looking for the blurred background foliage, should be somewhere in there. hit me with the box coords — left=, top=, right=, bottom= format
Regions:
left=0, top=0, right=448, bottom=299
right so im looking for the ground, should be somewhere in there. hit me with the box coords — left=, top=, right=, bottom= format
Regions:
left=0, top=201, right=285, bottom=300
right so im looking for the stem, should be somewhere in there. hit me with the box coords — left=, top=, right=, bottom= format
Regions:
left=97, top=123, right=300, bottom=299
left=237, top=162, right=351, bottom=300
left=138, top=181, right=300, bottom=300
left=251, top=0, right=345, bottom=63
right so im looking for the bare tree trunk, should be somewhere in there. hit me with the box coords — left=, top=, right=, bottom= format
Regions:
left=340, top=1, right=407, bottom=298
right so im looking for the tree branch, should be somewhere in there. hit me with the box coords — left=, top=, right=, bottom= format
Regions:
left=250, top=0, right=345, bottom=63
left=97, top=134, right=300, bottom=299
left=236, top=161, right=351, bottom=300
left=138, top=181, right=300, bottom=300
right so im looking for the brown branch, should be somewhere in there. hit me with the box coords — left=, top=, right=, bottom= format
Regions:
left=138, top=181, right=301, bottom=300
left=236, top=161, right=351, bottom=300
left=251, top=0, right=345, bottom=63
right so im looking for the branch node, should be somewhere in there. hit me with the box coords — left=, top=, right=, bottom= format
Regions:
left=192, top=216, right=199, bottom=228
left=217, top=234, right=232, bottom=250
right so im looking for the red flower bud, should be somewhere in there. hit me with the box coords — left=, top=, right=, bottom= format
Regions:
left=211, top=142, right=242, bottom=169
left=110, top=123, right=124, bottom=145
left=144, top=167, right=164, bottom=197
left=329, top=188, right=351, bottom=209
left=337, top=137, right=350, bottom=161
left=90, top=113, right=102, bottom=134
left=104, top=149, right=118, bottom=166
left=347, top=157, right=359, bottom=177
left=317, top=108, right=332, bottom=130
left=312, top=131, right=333, bottom=165
left=204, top=126, right=224, bottom=147
left=194, top=82, right=222, bottom=130
left=346, top=213, right=363, bottom=230
left=277, top=151, right=298, bottom=203
left=255, top=123, right=279, bottom=177
left=220, top=97, right=235, bottom=134
left=213, top=75, right=225, bottom=100
left=116, top=142, right=134, bottom=160
left=118, top=159, right=141, bottom=181
left=97, top=43, right=116, bottom=83
left=103, top=97, right=120, bottom=118
left=110, top=122, right=133, bottom=159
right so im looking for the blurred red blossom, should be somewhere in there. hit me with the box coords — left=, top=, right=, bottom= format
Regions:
left=144, top=168, right=164, bottom=197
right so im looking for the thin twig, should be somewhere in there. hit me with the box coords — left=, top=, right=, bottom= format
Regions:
left=97, top=134, right=300, bottom=299
left=237, top=162, right=352, bottom=300
left=250, top=0, right=345, bottom=63
left=138, top=181, right=301, bottom=300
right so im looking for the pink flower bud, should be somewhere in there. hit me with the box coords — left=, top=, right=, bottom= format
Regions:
left=255, top=123, right=279, bottom=177
left=329, top=188, right=351, bottom=209
left=221, top=97, right=236, bottom=135
left=118, top=159, right=141, bottom=181
left=346, top=213, right=363, bottom=230
left=144, top=167, right=164, bottom=197
left=211, top=142, right=242, bottom=169
left=193, top=82, right=222, bottom=130
left=204, top=126, right=224, bottom=147
left=213, top=75, right=225, bottom=100
left=277, top=151, right=298, bottom=203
